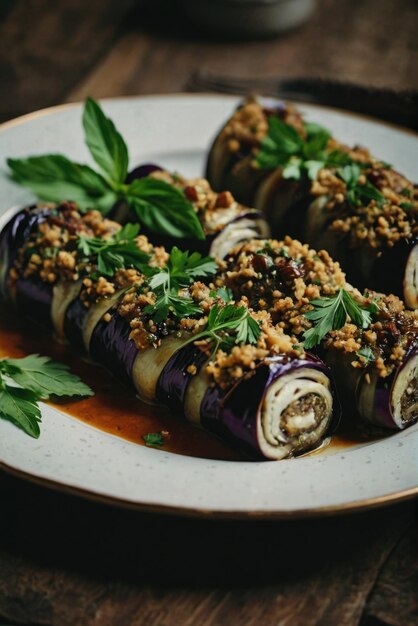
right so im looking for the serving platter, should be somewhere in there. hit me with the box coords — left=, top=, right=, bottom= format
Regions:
left=0, top=94, right=417, bottom=518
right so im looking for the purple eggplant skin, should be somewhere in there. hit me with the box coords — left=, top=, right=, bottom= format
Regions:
left=63, top=297, right=88, bottom=352
left=200, top=354, right=340, bottom=460
left=369, top=238, right=417, bottom=301
left=125, top=163, right=163, bottom=185
left=89, top=311, right=138, bottom=388
left=205, top=97, right=288, bottom=195
left=14, top=277, right=53, bottom=328
left=0, top=205, right=52, bottom=297
left=358, top=344, right=418, bottom=430
left=156, top=342, right=208, bottom=414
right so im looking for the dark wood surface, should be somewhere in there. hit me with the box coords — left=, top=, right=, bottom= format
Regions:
left=1, top=0, right=418, bottom=624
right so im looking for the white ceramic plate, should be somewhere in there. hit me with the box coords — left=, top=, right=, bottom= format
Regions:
left=0, top=95, right=417, bottom=518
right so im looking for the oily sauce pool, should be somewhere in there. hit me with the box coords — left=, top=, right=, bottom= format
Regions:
left=0, top=311, right=383, bottom=460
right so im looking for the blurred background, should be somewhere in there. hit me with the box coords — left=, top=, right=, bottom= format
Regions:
left=0, top=0, right=417, bottom=123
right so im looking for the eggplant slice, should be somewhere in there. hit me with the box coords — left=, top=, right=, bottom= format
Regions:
left=205, top=97, right=418, bottom=307
left=0, top=204, right=337, bottom=460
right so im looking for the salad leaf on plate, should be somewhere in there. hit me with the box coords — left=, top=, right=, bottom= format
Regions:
left=0, top=354, right=94, bottom=438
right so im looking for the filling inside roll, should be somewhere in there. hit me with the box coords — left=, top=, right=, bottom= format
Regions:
left=404, top=244, right=418, bottom=310
left=391, top=349, right=418, bottom=427
left=259, top=368, right=333, bottom=459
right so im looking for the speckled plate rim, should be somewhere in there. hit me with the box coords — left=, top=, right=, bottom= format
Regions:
left=0, top=94, right=417, bottom=519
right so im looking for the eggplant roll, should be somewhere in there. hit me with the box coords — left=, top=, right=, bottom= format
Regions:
left=217, top=237, right=418, bottom=430
left=111, top=164, right=270, bottom=258
left=206, top=97, right=418, bottom=307
left=0, top=203, right=337, bottom=460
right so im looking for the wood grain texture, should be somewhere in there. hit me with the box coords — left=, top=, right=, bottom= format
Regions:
left=0, top=0, right=137, bottom=121
left=67, top=0, right=418, bottom=104
left=362, top=523, right=418, bottom=626
left=0, top=473, right=416, bottom=626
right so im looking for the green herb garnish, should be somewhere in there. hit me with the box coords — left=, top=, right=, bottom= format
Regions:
left=256, top=117, right=332, bottom=180
left=7, top=98, right=205, bottom=241
left=7, top=154, right=117, bottom=213
left=82, top=97, right=129, bottom=185
left=337, top=164, right=385, bottom=207
left=77, top=223, right=150, bottom=277
left=143, top=247, right=217, bottom=323
left=184, top=303, right=261, bottom=355
left=302, top=288, right=378, bottom=349
left=143, top=432, right=165, bottom=447
left=356, top=346, right=375, bottom=363
left=0, top=354, right=94, bottom=438
left=209, top=287, right=234, bottom=303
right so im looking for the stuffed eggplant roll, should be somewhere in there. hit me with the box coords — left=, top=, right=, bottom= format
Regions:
left=0, top=203, right=337, bottom=459
left=121, top=288, right=337, bottom=460
left=206, top=97, right=418, bottom=307
left=306, top=162, right=418, bottom=309
left=112, top=164, right=270, bottom=258
left=217, top=237, right=418, bottom=430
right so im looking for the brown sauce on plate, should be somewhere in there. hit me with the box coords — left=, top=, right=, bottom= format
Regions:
left=0, top=311, right=384, bottom=460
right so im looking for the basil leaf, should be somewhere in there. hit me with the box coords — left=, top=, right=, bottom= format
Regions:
left=126, top=178, right=205, bottom=240
left=7, top=154, right=116, bottom=212
left=82, top=97, right=129, bottom=184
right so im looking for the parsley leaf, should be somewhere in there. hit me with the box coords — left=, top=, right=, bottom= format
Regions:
left=0, top=355, right=94, bottom=399
left=126, top=177, right=205, bottom=240
left=7, top=154, right=117, bottom=213
left=209, top=287, right=234, bottom=303
left=82, top=97, right=129, bottom=184
left=146, top=291, right=201, bottom=324
left=184, top=303, right=261, bottom=355
left=144, top=247, right=217, bottom=323
left=0, top=355, right=94, bottom=438
left=302, top=289, right=377, bottom=349
left=0, top=386, right=42, bottom=438
left=77, top=223, right=150, bottom=277
left=149, top=247, right=217, bottom=293
left=143, top=432, right=165, bottom=447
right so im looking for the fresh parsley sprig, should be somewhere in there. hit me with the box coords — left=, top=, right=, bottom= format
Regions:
left=7, top=98, right=205, bottom=241
left=337, top=164, right=385, bottom=207
left=0, top=354, right=94, bottom=438
left=143, top=247, right=217, bottom=323
left=184, top=303, right=261, bottom=356
left=302, top=289, right=379, bottom=349
left=77, top=223, right=151, bottom=277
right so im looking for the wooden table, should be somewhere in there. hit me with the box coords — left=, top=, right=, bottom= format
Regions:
left=1, top=1, right=417, bottom=624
